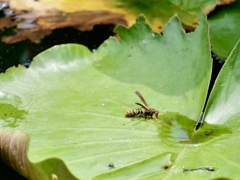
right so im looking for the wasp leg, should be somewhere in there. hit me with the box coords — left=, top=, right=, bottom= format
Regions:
left=153, top=116, right=160, bottom=124
left=123, top=119, right=134, bottom=125
left=145, top=119, right=149, bottom=126
left=123, top=114, right=144, bottom=126
left=123, top=116, right=137, bottom=125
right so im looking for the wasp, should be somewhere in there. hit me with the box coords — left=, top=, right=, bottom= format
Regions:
left=124, top=90, right=160, bottom=126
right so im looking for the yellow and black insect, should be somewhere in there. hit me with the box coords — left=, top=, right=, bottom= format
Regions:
left=124, top=90, right=160, bottom=125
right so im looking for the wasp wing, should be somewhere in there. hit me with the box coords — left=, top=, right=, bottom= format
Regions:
left=134, top=90, right=149, bottom=108
left=135, top=102, right=150, bottom=111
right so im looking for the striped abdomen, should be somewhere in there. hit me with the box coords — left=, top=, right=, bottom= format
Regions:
left=125, top=108, right=143, bottom=117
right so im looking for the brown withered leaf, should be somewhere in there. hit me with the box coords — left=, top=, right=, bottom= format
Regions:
left=1, top=0, right=236, bottom=44
left=0, top=130, right=34, bottom=179
left=0, top=16, right=17, bottom=29
left=1, top=8, right=127, bottom=44
left=36, top=10, right=127, bottom=31
left=2, top=29, right=52, bottom=44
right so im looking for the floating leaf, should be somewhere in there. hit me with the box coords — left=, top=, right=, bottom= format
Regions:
left=209, top=0, right=240, bottom=60
left=205, top=39, right=240, bottom=124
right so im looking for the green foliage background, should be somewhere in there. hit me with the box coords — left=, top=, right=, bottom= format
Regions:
left=0, top=8, right=240, bottom=180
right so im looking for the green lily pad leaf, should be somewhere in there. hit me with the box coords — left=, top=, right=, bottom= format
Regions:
left=205, top=39, right=240, bottom=124
left=209, top=0, right=240, bottom=60
left=94, top=13, right=211, bottom=121
left=0, top=92, right=28, bottom=128
left=158, top=112, right=231, bottom=145
left=93, top=153, right=176, bottom=179
left=0, top=12, right=231, bottom=179
left=92, top=113, right=232, bottom=179
left=180, top=39, right=240, bottom=179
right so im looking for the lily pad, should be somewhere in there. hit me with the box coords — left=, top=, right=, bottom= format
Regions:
left=209, top=0, right=240, bottom=60
left=0, top=12, right=236, bottom=179
left=205, top=39, right=240, bottom=124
